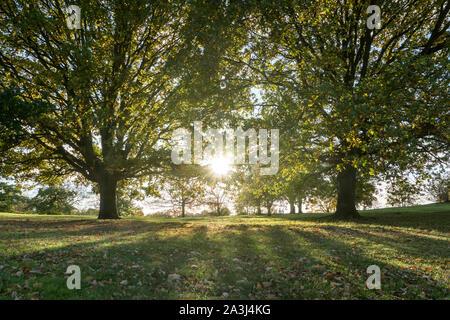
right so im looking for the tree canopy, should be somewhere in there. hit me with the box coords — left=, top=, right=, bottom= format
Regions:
left=245, top=0, right=449, bottom=218
left=0, top=0, right=250, bottom=218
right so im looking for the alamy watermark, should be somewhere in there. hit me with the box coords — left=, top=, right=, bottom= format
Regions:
left=366, top=265, right=381, bottom=290
left=367, top=5, right=381, bottom=30
left=171, top=121, right=279, bottom=175
left=66, top=5, right=81, bottom=30
left=66, top=265, right=81, bottom=289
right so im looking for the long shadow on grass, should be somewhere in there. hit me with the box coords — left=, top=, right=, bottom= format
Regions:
left=1, top=220, right=448, bottom=300
left=0, top=217, right=187, bottom=241
left=314, top=225, right=449, bottom=261
left=270, top=210, right=450, bottom=233
left=267, top=225, right=449, bottom=299
left=1, top=224, right=197, bottom=299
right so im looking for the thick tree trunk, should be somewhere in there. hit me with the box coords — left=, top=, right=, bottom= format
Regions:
left=98, top=173, right=119, bottom=219
left=335, top=166, right=359, bottom=219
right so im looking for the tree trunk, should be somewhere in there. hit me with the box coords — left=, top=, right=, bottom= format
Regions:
left=335, top=166, right=359, bottom=219
left=256, top=200, right=262, bottom=215
left=267, top=204, right=272, bottom=216
left=181, top=200, right=186, bottom=217
left=98, top=173, right=119, bottom=219
left=440, top=188, right=449, bottom=203
left=289, top=199, right=295, bottom=214
left=297, top=197, right=303, bottom=214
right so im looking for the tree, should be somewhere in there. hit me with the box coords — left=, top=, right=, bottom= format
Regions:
left=28, top=185, right=76, bottom=214
left=280, top=177, right=300, bottom=214
left=249, top=0, right=449, bottom=219
left=233, top=188, right=258, bottom=215
left=0, top=181, right=27, bottom=212
left=0, top=0, right=249, bottom=218
left=426, top=172, right=449, bottom=203
left=158, top=165, right=206, bottom=217
left=307, top=177, right=337, bottom=214
left=79, top=208, right=98, bottom=216
left=278, top=170, right=321, bottom=214
left=203, top=180, right=229, bottom=216
left=305, top=172, right=377, bottom=212
left=235, top=166, right=281, bottom=216
left=355, top=177, right=378, bottom=210
left=231, top=167, right=262, bottom=215
left=116, top=180, right=145, bottom=217
left=386, top=177, right=423, bottom=207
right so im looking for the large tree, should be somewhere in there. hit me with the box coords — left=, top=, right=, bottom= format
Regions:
left=0, top=0, right=249, bottom=218
left=248, top=0, right=449, bottom=219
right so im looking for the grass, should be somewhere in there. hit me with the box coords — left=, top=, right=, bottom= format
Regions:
left=0, top=203, right=449, bottom=300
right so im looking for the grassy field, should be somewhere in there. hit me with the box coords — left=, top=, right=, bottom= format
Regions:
left=0, top=203, right=449, bottom=300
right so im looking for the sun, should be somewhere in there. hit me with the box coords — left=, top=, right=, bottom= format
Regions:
left=209, top=156, right=232, bottom=176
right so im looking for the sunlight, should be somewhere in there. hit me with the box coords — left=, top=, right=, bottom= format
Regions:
left=209, top=156, right=232, bottom=176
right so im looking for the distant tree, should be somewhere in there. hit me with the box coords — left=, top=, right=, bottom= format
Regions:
left=233, top=188, right=260, bottom=215
left=204, top=181, right=229, bottom=216
left=158, top=165, right=206, bottom=217
left=387, top=177, right=423, bottom=207
left=355, top=177, right=378, bottom=210
left=307, top=178, right=337, bottom=213
left=231, top=168, right=261, bottom=215
left=251, top=172, right=280, bottom=216
left=279, top=171, right=321, bottom=214
left=0, top=181, right=27, bottom=212
left=220, top=207, right=231, bottom=216
left=28, top=185, right=76, bottom=214
left=280, top=178, right=299, bottom=214
left=232, top=165, right=281, bottom=216
left=116, top=184, right=145, bottom=217
left=79, top=208, right=98, bottom=216
left=427, top=173, right=449, bottom=203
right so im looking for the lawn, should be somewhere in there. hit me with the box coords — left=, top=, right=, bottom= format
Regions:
left=0, top=203, right=449, bottom=300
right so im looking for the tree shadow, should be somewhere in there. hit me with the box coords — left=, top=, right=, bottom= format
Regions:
left=0, top=216, right=448, bottom=300
left=259, top=225, right=449, bottom=299
left=279, top=210, right=450, bottom=234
